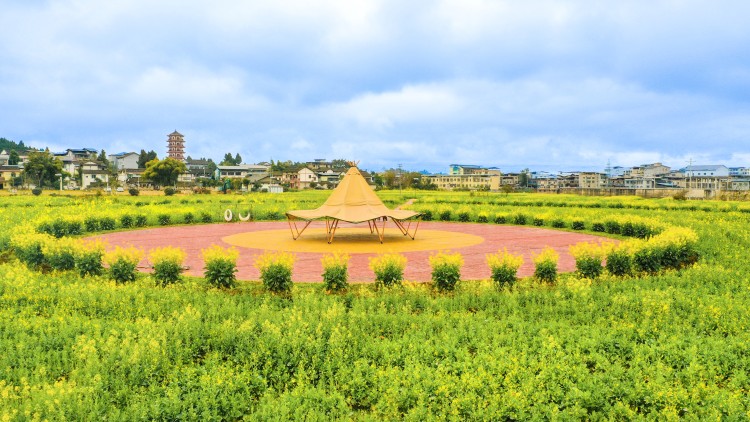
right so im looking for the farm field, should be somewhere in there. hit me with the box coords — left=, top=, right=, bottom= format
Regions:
left=1, top=191, right=749, bottom=419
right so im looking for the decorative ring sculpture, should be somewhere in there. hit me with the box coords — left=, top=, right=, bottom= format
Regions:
left=224, top=209, right=233, bottom=222
left=238, top=212, right=251, bottom=222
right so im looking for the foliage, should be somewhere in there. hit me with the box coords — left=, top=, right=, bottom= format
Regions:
left=369, top=253, right=407, bottom=288
left=23, top=150, right=63, bottom=188
left=128, top=187, right=139, bottom=196
left=486, top=248, right=524, bottom=288
left=41, top=237, right=77, bottom=271
left=202, top=245, right=239, bottom=289
left=75, top=240, right=106, bottom=277
left=321, top=252, right=350, bottom=293
left=255, top=251, right=295, bottom=294
left=157, top=214, right=171, bottom=226
left=606, top=243, right=633, bottom=277
left=429, top=251, right=464, bottom=292
left=142, top=158, right=187, bottom=188
left=164, top=187, right=176, bottom=196
left=11, top=232, right=50, bottom=270
left=533, top=247, right=559, bottom=284
left=31, top=187, right=42, bottom=196
left=149, top=247, right=186, bottom=286
left=104, top=246, right=143, bottom=283
left=569, top=242, right=608, bottom=279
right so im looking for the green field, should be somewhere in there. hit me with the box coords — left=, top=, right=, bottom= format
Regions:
left=1, top=191, right=749, bottom=419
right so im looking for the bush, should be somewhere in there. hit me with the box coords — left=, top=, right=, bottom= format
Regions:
left=104, top=246, right=143, bottom=284
left=605, top=245, right=632, bottom=277
left=457, top=211, right=471, bottom=222
left=421, top=210, right=433, bottom=221
left=164, top=187, right=176, bottom=196
left=605, top=220, right=621, bottom=234
left=200, top=212, right=213, bottom=223
left=12, top=233, right=49, bottom=270
left=429, top=251, right=463, bottom=292
left=533, top=247, right=559, bottom=284
left=135, top=215, right=148, bottom=227
left=439, top=210, right=452, bottom=221
left=551, top=219, right=566, bottom=228
left=673, top=190, right=687, bottom=201
left=149, top=246, right=186, bottom=286
left=183, top=212, right=195, bottom=224
left=572, top=220, right=585, bottom=230
left=120, top=214, right=134, bottom=228
left=202, top=245, right=238, bottom=289
left=369, top=253, right=407, bottom=288
left=99, top=217, right=116, bottom=231
left=633, top=244, right=661, bottom=275
left=512, top=213, right=528, bottom=225
left=157, top=214, right=171, bottom=226
left=75, top=240, right=105, bottom=277
left=569, top=242, right=606, bottom=279
left=592, top=222, right=606, bottom=232
left=128, top=187, right=139, bottom=196
left=494, top=215, right=507, bottom=224
left=84, top=217, right=100, bottom=232
left=476, top=213, right=489, bottom=223
left=486, top=248, right=524, bottom=289
left=321, top=252, right=349, bottom=293
left=42, top=238, right=77, bottom=271
left=32, top=187, right=42, bottom=196
left=255, top=251, right=295, bottom=294
left=532, top=217, right=545, bottom=226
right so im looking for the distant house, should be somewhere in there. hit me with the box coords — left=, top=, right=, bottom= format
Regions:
left=684, top=165, right=729, bottom=178
left=108, top=152, right=139, bottom=170
left=80, top=161, right=110, bottom=189
left=216, top=164, right=269, bottom=179
left=0, top=164, right=22, bottom=190
left=297, top=168, right=318, bottom=189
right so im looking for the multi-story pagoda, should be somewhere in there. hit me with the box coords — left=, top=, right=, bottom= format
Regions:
left=166, top=130, right=185, bottom=161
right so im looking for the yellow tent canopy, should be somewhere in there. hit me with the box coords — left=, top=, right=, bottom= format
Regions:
left=286, top=166, right=421, bottom=243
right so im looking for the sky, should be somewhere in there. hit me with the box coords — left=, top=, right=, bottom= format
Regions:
left=1, top=1, right=749, bottom=173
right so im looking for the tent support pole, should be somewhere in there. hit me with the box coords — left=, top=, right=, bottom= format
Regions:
left=287, top=218, right=311, bottom=240
left=327, top=219, right=340, bottom=244
left=374, top=217, right=386, bottom=243
left=393, top=218, right=420, bottom=240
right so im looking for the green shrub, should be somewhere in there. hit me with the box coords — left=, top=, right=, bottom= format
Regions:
left=75, top=242, right=105, bottom=277
left=99, top=217, right=116, bottom=231
left=429, top=251, right=463, bottom=292
left=457, top=211, right=471, bottom=222
left=494, top=215, right=507, bottom=224
left=551, top=219, right=566, bottom=228
left=164, top=187, right=176, bottom=196
left=255, top=251, right=295, bottom=294
left=42, top=238, right=77, bottom=271
left=321, top=252, right=349, bottom=293
left=369, top=253, right=407, bottom=288
left=592, top=222, right=606, bottom=232
left=31, top=187, right=42, bottom=196
left=150, top=246, right=186, bottom=286
left=12, top=233, right=48, bottom=270
left=572, top=220, right=585, bottom=230
left=476, top=213, right=488, bottom=223
left=202, top=245, right=238, bottom=289
left=569, top=242, right=606, bottom=279
left=128, top=187, right=139, bottom=196
left=157, top=214, right=171, bottom=226
left=104, top=246, right=143, bottom=284
left=439, top=210, right=451, bottom=221
left=200, top=212, right=213, bottom=223
left=421, top=210, right=433, bottom=221
left=486, top=248, right=524, bottom=289
left=605, top=220, right=621, bottom=234
left=183, top=212, right=195, bottom=224
left=513, top=213, right=528, bottom=225
left=633, top=245, right=661, bottom=274
left=533, top=247, right=559, bottom=284
left=84, top=217, right=100, bottom=232
left=120, top=214, right=134, bottom=228
left=532, top=217, right=544, bottom=226
left=135, top=215, right=148, bottom=227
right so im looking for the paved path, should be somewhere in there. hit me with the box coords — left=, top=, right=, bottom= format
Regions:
left=89, top=222, right=612, bottom=282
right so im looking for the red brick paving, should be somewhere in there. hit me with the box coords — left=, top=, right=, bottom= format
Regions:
left=89, top=222, right=613, bottom=282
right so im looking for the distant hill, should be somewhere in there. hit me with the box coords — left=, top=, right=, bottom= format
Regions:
left=0, top=137, right=26, bottom=152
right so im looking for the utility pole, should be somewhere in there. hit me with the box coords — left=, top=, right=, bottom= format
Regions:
left=398, top=163, right=402, bottom=192
left=687, top=158, right=693, bottom=191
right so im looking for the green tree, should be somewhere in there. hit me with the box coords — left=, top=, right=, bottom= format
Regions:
left=519, top=168, right=530, bottom=188
left=143, top=158, right=187, bottom=188
left=99, top=149, right=109, bottom=166
left=234, top=153, right=242, bottom=165
left=8, top=150, right=20, bottom=165
left=138, top=150, right=158, bottom=168
left=23, top=150, right=63, bottom=188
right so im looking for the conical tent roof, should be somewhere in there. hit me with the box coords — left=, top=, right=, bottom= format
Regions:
left=286, top=167, right=420, bottom=223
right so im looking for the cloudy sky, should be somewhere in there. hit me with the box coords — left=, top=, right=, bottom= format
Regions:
left=1, top=1, right=749, bottom=172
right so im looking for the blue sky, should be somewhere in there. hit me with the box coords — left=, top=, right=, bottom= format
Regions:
left=1, top=1, right=749, bottom=172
